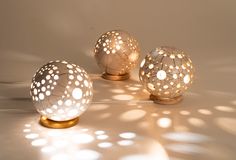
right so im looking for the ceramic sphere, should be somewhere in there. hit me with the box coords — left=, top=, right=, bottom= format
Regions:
left=30, top=60, right=93, bottom=121
left=139, top=47, right=194, bottom=102
left=94, top=30, right=140, bottom=76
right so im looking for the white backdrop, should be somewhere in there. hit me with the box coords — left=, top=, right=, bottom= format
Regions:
left=0, top=0, right=236, bottom=96
left=0, top=1, right=236, bottom=160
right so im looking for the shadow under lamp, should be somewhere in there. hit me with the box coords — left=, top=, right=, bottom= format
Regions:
left=30, top=60, right=93, bottom=128
left=139, top=46, right=194, bottom=104
left=94, top=30, right=140, bottom=81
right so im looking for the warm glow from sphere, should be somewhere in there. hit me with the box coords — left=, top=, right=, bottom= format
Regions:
left=30, top=60, right=93, bottom=121
left=94, top=30, right=140, bottom=76
left=139, top=46, right=194, bottom=102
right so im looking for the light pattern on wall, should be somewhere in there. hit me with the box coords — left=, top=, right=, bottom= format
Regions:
left=30, top=60, right=93, bottom=122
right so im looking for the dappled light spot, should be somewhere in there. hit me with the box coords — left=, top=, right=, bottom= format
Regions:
left=120, top=109, right=146, bottom=121
left=23, top=129, right=31, bottom=133
left=117, top=140, right=134, bottom=146
left=98, top=142, right=113, bottom=148
left=41, top=146, right=55, bottom=153
left=214, top=106, right=235, bottom=112
left=25, top=133, right=39, bottom=139
left=157, top=118, right=172, bottom=128
left=127, top=86, right=140, bottom=91
left=165, top=143, right=207, bottom=154
left=95, top=130, right=105, bottom=135
left=119, top=132, right=136, bottom=139
left=31, top=139, right=47, bottom=146
left=179, top=110, right=190, bottom=115
left=151, top=113, right=159, bottom=117
left=120, top=142, right=169, bottom=160
left=215, top=117, right=236, bottom=135
left=198, top=109, right=212, bottom=115
left=81, top=128, right=89, bottom=132
left=25, top=124, right=31, bottom=127
left=47, top=130, right=64, bottom=137
left=168, top=157, right=185, bottom=160
left=162, top=132, right=209, bottom=143
left=101, top=99, right=112, bottom=102
left=121, top=154, right=160, bottom=160
left=52, top=140, right=69, bottom=148
left=50, top=149, right=101, bottom=160
left=96, top=135, right=109, bottom=140
left=75, top=150, right=101, bottom=160
left=188, top=118, right=205, bottom=127
left=51, top=153, right=69, bottom=160
left=73, top=133, right=94, bottom=144
left=134, top=83, right=142, bottom=87
left=110, top=89, right=125, bottom=93
left=162, top=111, right=171, bottom=115
left=113, top=94, right=134, bottom=101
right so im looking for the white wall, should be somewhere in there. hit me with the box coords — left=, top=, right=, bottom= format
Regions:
left=0, top=0, right=236, bottom=97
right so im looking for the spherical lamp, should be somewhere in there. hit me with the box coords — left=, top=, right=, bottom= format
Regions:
left=139, top=46, right=194, bottom=104
left=94, top=30, right=140, bottom=81
left=30, top=60, right=93, bottom=128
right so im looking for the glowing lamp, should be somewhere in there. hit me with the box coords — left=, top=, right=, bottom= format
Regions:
left=139, top=47, right=194, bottom=104
left=94, top=30, right=140, bottom=81
left=30, top=60, right=93, bottom=128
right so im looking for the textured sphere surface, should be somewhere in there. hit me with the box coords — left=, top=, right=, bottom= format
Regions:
left=30, top=60, right=93, bottom=121
left=139, top=47, right=194, bottom=99
left=94, top=30, right=140, bottom=75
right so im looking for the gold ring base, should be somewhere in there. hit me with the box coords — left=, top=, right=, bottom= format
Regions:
left=150, top=94, right=183, bottom=105
left=102, top=72, right=130, bottom=81
left=39, top=116, right=79, bottom=129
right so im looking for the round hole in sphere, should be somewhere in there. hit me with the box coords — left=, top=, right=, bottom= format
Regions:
left=156, top=70, right=166, bottom=80
left=72, top=88, right=82, bottom=100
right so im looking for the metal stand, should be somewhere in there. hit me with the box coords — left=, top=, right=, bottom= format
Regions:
left=39, top=116, right=79, bottom=129
left=150, top=94, right=183, bottom=105
left=102, top=72, right=130, bottom=81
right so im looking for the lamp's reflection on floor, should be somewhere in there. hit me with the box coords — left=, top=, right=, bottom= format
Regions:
left=22, top=117, right=169, bottom=160
left=1, top=74, right=235, bottom=160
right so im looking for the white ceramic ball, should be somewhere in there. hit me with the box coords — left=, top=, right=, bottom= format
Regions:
left=139, top=47, right=194, bottom=100
left=30, top=60, right=93, bottom=121
left=94, top=30, right=140, bottom=76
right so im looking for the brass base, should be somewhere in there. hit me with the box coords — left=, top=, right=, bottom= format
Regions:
left=102, top=72, right=130, bottom=81
left=150, top=94, right=183, bottom=105
left=39, top=116, right=79, bottom=129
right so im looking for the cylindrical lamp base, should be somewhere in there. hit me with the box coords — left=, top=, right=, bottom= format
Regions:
left=150, top=94, right=183, bottom=105
left=102, top=72, right=130, bottom=81
left=39, top=116, right=79, bottom=129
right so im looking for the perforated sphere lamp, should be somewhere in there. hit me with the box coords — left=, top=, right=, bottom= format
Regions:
left=139, top=46, right=194, bottom=104
left=30, top=60, right=93, bottom=128
left=94, top=30, right=141, bottom=81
